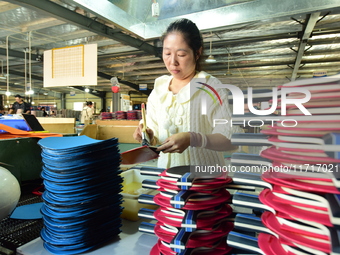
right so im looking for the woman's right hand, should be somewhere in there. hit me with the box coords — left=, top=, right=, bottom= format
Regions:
left=133, top=124, right=154, bottom=144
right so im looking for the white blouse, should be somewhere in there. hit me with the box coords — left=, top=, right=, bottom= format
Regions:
left=146, top=71, right=239, bottom=169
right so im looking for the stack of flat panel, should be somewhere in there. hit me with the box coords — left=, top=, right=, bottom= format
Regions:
left=38, top=135, right=122, bottom=255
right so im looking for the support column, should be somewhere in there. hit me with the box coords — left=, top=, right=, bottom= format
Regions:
left=111, top=93, right=120, bottom=112
left=61, top=93, right=66, bottom=109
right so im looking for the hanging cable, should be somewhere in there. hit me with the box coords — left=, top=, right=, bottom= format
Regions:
left=0, top=60, right=4, bottom=78
left=6, top=35, right=10, bottom=102
left=28, top=31, right=32, bottom=100
left=24, top=50, right=27, bottom=95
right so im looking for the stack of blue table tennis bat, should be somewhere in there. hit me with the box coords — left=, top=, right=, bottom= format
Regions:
left=38, top=135, right=123, bottom=255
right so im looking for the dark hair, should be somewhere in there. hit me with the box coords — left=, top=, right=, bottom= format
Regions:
left=14, top=94, right=22, bottom=98
left=86, top=101, right=93, bottom=106
left=161, top=18, right=204, bottom=71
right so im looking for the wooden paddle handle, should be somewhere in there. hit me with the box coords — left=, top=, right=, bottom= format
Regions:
left=142, top=103, right=147, bottom=132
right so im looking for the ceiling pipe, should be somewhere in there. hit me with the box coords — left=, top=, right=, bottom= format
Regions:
left=29, top=31, right=32, bottom=96
left=5, top=0, right=159, bottom=57
left=6, top=36, right=10, bottom=101
left=24, top=50, right=27, bottom=95
left=0, top=60, right=5, bottom=79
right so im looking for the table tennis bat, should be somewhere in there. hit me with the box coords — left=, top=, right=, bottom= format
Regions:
left=139, top=221, right=156, bottom=235
left=265, top=211, right=330, bottom=240
left=158, top=188, right=230, bottom=209
left=271, top=185, right=340, bottom=227
left=136, top=165, right=228, bottom=188
left=232, top=191, right=275, bottom=214
left=154, top=238, right=231, bottom=255
left=261, top=211, right=330, bottom=253
left=138, top=191, right=229, bottom=211
left=142, top=178, right=232, bottom=191
left=231, top=133, right=340, bottom=152
left=259, top=188, right=336, bottom=227
left=140, top=221, right=231, bottom=251
left=262, top=170, right=340, bottom=194
left=120, top=145, right=160, bottom=165
left=261, top=146, right=340, bottom=164
left=234, top=213, right=275, bottom=236
left=258, top=232, right=328, bottom=255
left=147, top=221, right=231, bottom=253
left=231, top=153, right=338, bottom=184
left=227, top=231, right=265, bottom=255
left=134, top=166, right=165, bottom=176
left=138, top=205, right=233, bottom=232
left=261, top=126, right=340, bottom=137
left=232, top=172, right=272, bottom=190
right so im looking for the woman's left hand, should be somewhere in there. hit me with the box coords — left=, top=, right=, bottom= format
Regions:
left=157, top=132, right=190, bottom=153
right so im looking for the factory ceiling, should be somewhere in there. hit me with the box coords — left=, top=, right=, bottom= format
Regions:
left=0, top=0, right=340, bottom=101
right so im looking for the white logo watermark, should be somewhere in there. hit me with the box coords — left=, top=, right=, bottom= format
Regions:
left=200, top=85, right=311, bottom=116
left=195, top=83, right=312, bottom=128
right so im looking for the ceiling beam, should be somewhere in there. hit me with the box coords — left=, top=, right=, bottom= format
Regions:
left=1, top=48, right=134, bottom=96
left=0, top=81, right=62, bottom=98
left=72, top=86, right=106, bottom=98
left=0, top=48, right=41, bottom=61
left=97, top=71, right=151, bottom=95
left=8, top=69, right=43, bottom=81
left=291, top=12, right=320, bottom=81
left=5, top=0, right=159, bottom=57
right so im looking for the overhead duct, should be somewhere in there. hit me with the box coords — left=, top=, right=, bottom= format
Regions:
left=5, top=0, right=159, bottom=57
left=70, top=0, right=340, bottom=39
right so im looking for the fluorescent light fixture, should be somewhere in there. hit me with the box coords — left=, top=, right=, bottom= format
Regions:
left=205, top=37, right=216, bottom=62
left=84, top=88, right=90, bottom=93
left=25, top=89, right=34, bottom=95
left=206, top=55, right=216, bottom=62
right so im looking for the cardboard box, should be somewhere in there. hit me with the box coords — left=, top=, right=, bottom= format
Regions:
left=81, top=120, right=140, bottom=143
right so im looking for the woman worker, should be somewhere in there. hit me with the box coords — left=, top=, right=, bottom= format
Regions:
left=80, top=101, right=94, bottom=124
left=133, top=18, right=240, bottom=169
